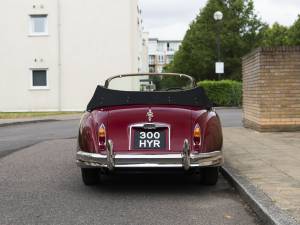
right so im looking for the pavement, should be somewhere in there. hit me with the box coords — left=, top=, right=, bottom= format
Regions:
left=0, top=113, right=82, bottom=127
left=223, top=127, right=300, bottom=224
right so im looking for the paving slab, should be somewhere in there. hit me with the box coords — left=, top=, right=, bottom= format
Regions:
left=223, top=127, right=300, bottom=223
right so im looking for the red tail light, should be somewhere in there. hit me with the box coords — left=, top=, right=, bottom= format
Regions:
left=193, top=124, right=201, bottom=150
left=98, top=124, right=106, bottom=150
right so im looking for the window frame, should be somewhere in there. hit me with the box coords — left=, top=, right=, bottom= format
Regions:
left=149, top=55, right=155, bottom=65
left=29, top=14, right=48, bottom=36
left=29, top=68, right=49, bottom=90
left=158, top=55, right=165, bottom=64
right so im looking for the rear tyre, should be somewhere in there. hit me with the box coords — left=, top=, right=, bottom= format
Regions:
left=81, top=168, right=99, bottom=186
left=201, top=167, right=219, bottom=186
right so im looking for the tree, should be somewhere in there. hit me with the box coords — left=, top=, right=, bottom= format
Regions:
left=166, top=0, right=266, bottom=81
left=257, top=15, right=300, bottom=47
left=288, top=15, right=300, bottom=45
left=260, top=23, right=289, bottom=47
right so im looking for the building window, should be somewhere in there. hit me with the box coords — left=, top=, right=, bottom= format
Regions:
left=149, top=66, right=155, bottom=73
left=158, top=55, right=164, bottom=64
left=30, top=15, right=48, bottom=35
left=31, top=70, right=48, bottom=89
left=149, top=55, right=155, bottom=65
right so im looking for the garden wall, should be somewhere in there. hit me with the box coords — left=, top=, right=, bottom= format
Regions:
left=243, top=46, right=300, bottom=131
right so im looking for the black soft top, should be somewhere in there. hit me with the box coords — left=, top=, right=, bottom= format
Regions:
left=87, top=86, right=212, bottom=111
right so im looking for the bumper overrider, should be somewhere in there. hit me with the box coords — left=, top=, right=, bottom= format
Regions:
left=76, top=139, right=223, bottom=171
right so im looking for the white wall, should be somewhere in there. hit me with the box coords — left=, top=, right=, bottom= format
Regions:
left=148, top=39, right=158, bottom=55
left=141, top=32, right=149, bottom=73
left=60, top=0, right=139, bottom=111
left=147, top=38, right=181, bottom=73
left=0, top=0, right=60, bottom=111
left=0, top=0, right=142, bottom=112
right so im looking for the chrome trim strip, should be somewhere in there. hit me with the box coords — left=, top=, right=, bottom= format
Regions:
left=182, top=139, right=190, bottom=170
left=104, top=73, right=196, bottom=89
left=106, top=140, right=114, bottom=171
left=115, top=154, right=182, bottom=159
left=76, top=150, right=223, bottom=169
left=76, top=150, right=222, bottom=161
left=115, top=164, right=183, bottom=168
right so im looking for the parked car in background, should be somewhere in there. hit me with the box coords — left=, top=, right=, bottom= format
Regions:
left=76, top=73, right=223, bottom=186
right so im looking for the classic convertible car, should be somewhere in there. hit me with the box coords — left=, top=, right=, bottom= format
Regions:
left=76, top=73, right=223, bottom=185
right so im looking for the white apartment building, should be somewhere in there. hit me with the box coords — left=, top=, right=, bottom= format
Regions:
left=148, top=38, right=181, bottom=73
left=0, top=0, right=147, bottom=112
left=140, top=32, right=150, bottom=73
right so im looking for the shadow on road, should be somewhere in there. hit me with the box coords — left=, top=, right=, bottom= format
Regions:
left=83, top=173, right=231, bottom=197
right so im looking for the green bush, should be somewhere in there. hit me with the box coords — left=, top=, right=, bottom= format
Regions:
left=198, top=80, right=242, bottom=107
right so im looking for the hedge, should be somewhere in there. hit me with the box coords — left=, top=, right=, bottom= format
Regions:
left=198, top=80, right=242, bottom=107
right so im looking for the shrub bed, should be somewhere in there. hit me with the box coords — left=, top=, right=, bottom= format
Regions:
left=198, top=80, right=242, bottom=107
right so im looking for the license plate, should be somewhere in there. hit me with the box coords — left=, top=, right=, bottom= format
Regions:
left=134, top=130, right=166, bottom=149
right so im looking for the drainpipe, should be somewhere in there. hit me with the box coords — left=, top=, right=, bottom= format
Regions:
left=57, top=0, right=62, bottom=111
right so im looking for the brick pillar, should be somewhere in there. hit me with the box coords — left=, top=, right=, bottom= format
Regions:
left=243, top=47, right=300, bottom=132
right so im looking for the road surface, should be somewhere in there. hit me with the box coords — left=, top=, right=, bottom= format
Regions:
left=0, top=109, right=261, bottom=225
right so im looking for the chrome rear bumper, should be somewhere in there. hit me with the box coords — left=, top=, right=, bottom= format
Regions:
left=76, top=139, right=223, bottom=170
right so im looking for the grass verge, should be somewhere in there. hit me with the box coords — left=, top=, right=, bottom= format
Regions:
left=0, top=112, right=82, bottom=119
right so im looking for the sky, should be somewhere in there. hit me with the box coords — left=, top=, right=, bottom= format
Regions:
left=139, top=0, right=300, bottom=40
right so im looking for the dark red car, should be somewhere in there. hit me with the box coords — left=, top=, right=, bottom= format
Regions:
left=76, top=73, right=223, bottom=185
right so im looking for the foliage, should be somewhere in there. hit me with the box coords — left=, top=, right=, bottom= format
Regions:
left=260, top=16, right=300, bottom=47
left=198, top=80, right=242, bottom=106
left=166, top=0, right=266, bottom=81
left=260, top=23, right=289, bottom=47
left=287, top=15, right=300, bottom=45
left=165, top=0, right=300, bottom=81
left=151, top=75, right=192, bottom=90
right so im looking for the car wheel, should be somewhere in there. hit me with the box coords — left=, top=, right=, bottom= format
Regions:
left=201, top=167, right=219, bottom=186
left=81, top=168, right=99, bottom=186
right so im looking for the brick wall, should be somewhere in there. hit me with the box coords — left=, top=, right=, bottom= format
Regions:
left=243, top=47, right=300, bottom=132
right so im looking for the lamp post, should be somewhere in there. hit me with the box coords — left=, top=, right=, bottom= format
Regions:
left=214, top=11, right=223, bottom=80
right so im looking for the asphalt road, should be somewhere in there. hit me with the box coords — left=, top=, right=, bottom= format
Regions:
left=216, top=108, right=243, bottom=127
left=0, top=109, right=242, bottom=157
left=0, top=109, right=261, bottom=225
left=0, top=120, right=78, bottom=158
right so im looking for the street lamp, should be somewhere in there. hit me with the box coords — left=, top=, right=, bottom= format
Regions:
left=214, top=11, right=223, bottom=80
left=214, top=11, right=223, bottom=21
